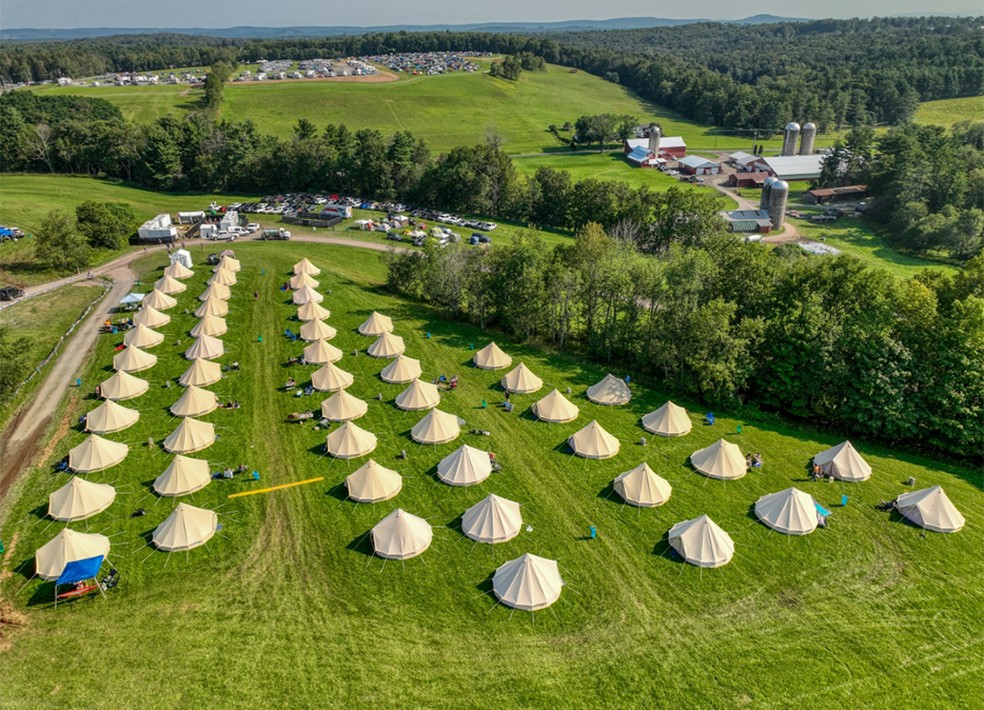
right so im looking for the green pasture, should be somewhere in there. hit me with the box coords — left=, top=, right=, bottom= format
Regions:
left=30, top=64, right=845, bottom=155
left=914, top=96, right=984, bottom=128
left=0, top=282, right=106, bottom=428
left=0, top=241, right=979, bottom=708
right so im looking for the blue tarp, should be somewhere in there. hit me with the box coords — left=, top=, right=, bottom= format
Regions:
left=57, top=555, right=104, bottom=585
left=815, top=502, right=832, bottom=517
left=0, top=228, right=14, bottom=237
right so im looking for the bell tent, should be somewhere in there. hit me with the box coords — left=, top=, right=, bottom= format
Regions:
left=290, top=272, right=319, bottom=290
left=299, top=319, right=337, bottom=342
left=154, top=274, right=187, bottom=295
left=326, top=421, right=377, bottom=459
left=436, top=445, right=492, bottom=487
left=668, top=515, right=734, bottom=568
left=141, top=289, right=177, bottom=311
left=895, top=486, right=965, bottom=533
left=184, top=335, right=224, bottom=361
left=614, top=463, right=672, bottom=507
left=85, top=399, right=140, bottom=434
left=380, top=354, right=422, bottom=384
left=690, top=439, right=746, bottom=480
left=154, top=455, right=211, bottom=497
left=370, top=509, right=432, bottom=560
left=35, top=529, right=110, bottom=581
left=410, top=409, right=461, bottom=444
left=501, top=362, right=543, bottom=394
left=321, top=390, right=369, bottom=421
left=98, top=370, right=149, bottom=401
left=123, top=323, right=164, bottom=349
left=492, top=554, right=563, bottom=611
left=813, top=441, right=871, bottom=482
left=311, top=362, right=354, bottom=392
left=189, top=315, right=227, bottom=338
left=132, top=306, right=170, bottom=328
left=473, top=341, right=512, bottom=370
left=198, top=283, right=231, bottom=302
left=532, top=389, right=579, bottom=423
left=568, top=420, right=620, bottom=459
left=642, top=401, right=692, bottom=437
left=170, top=385, right=218, bottom=417
left=48, top=477, right=116, bottom=522
left=461, top=494, right=522, bottom=544
left=367, top=332, right=406, bottom=358
left=345, top=459, right=403, bottom=503
left=69, top=434, right=128, bottom=473
left=112, top=345, right=157, bottom=373
left=395, top=379, right=441, bottom=411
left=179, top=358, right=222, bottom=387
left=152, top=503, right=218, bottom=552
left=164, top=260, right=194, bottom=279
left=358, top=311, right=394, bottom=336
left=293, top=257, right=321, bottom=276
left=163, top=417, right=216, bottom=454
left=303, top=339, right=343, bottom=365
left=586, top=373, right=631, bottom=406
left=291, top=286, right=323, bottom=306
left=754, top=488, right=819, bottom=535
left=297, top=300, right=331, bottom=322
left=194, top=298, right=229, bottom=318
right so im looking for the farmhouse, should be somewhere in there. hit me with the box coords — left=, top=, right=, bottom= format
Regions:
left=677, top=155, right=721, bottom=175
left=137, top=214, right=178, bottom=242
left=623, top=126, right=687, bottom=167
left=754, top=154, right=825, bottom=181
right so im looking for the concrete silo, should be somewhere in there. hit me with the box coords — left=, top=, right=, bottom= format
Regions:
left=648, top=123, right=661, bottom=154
left=768, top=180, right=790, bottom=229
left=760, top=176, right=778, bottom=211
left=781, top=122, right=801, bottom=156
left=799, top=122, right=817, bottom=155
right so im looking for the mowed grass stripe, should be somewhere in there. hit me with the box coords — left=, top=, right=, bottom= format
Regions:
left=0, top=241, right=979, bottom=708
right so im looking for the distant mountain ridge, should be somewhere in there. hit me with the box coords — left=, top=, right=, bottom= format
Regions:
left=1, top=15, right=812, bottom=41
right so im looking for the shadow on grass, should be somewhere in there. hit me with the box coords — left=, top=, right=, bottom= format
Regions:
left=597, top=481, right=618, bottom=504
left=324, top=481, right=349, bottom=502
left=346, top=530, right=376, bottom=557
left=474, top=569, right=496, bottom=597
left=652, top=532, right=685, bottom=564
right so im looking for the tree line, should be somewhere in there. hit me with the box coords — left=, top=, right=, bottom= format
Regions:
left=0, top=93, right=727, bottom=250
left=817, top=122, right=984, bottom=262
left=385, top=225, right=984, bottom=459
left=2, top=17, right=980, bottom=131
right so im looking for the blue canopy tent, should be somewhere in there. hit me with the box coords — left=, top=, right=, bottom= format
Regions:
left=55, top=554, right=106, bottom=605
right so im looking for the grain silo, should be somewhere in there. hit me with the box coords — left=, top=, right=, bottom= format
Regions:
left=799, top=122, right=817, bottom=155
left=648, top=123, right=661, bottom=154
left=768, top=180, right=789, bottom=229
left=781, top=122, right=801, bottom=156
left=760, top=176, right=778, bottom=211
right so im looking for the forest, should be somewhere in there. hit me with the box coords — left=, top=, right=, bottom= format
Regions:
left=385, top=226, right=984, bottom=459
left=1, top=17, right=981, bottom=131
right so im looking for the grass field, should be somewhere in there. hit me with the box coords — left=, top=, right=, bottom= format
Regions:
left=0, top=241, right=980, bottom=708
left=31, top=65, right=843, bottom=155
left=914, top=96, right=984, bottom=127
left=0, top=282, right=107, bottom=428
left=0, top=174, right=256, bottom=286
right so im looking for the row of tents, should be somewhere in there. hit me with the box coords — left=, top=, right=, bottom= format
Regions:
left=36, top=252, right=245, bottom=581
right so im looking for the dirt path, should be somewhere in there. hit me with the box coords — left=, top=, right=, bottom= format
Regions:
left=0, top=265, right=135, bottom=499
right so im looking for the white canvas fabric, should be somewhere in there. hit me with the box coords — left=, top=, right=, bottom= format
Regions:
left=380, top=354, right=422, bottom=384
left=473, top=341, right=512, bottom=370
left=170, top=249, right=193, bottom=269
left=179, top=358, right=222, bottom=387
left=154, top=455, right=211, bottom=497
left=300, top=319, right=337, bottom=342
left=208, top=268, right=237, bottom=287
left=293, top=258, right=320, bottom=275
left=303, top=339, right=343, bottom=365
left=326, top=421, right=377, bottom=459
left=311, top=362, right=354, bottom=392
left=48, top=477, right=116, bottom=522
left=296, top=300, right=331, bottom=321
left=436, top=445, right=492, bottom=487
left=690, top=439, right=746, bottom=480
left=141, top=289, right=177, bottom=310
left=492, top=554, right=563, bottom=611
left=199, top=283, right=231, bottom=301
left=641, top=401, right=692, bottom=437
left=189, top=315, right=227, bottom=338
left=154, top=274, right=187, bottom=294
left=291, top=286, right=324, bottom=305
left=98, top=370, right=149, bottom=400
left=152, top=503, right=218, bottom=552
left=132, top=306, right=171, bottom=328
left=113, top=345, right=157, bottom=373
left=290, top=272, right=319, bottom=290
left=813, top=441, right=872, bottom=482
left=461, top=494, right=522, bottom=544
left=895, top=486, right=965, bottom=533
left=164, top=261, right=194, bottom=279
left=668, top=515, right=734, bottom=568
left=754, top=488, right=818, bottom=535
left=68, top=434, right=128, bottom=473
left=85, top=399, right=139, bottom=434
left=35, top=529, right=110, bottom=581
left=194, top=298, right=229, bottom=318
left=586, top=374, right=631, bottom=406
left=367, top=332, right=406, bottom=358
left=501, top=362, right=543, bottom=394
left=345, top=459, right=402, bottom=503
left=163, top=417, right=216, bottom=454
left=358, top=311, right=394, bottom=336
left=395, top=379, right=441, bottom=411
left=614, top=463, right=672, bottom=507
left=184, top=335, right=224, bottom=360
left=370, top=509, right=432, bottom=560
left=170, top=385, right=218, bottom=417
left=532, top=389, right=579, bottom=423
left=568, top=420, right=620, bottom=459
left=410, top=408, right=461, bottom=444
left=123, top=323, right=164, bottom=349
left=216, top=254, right=241, bottom=272
left=321, top=390, right=369, bottom=421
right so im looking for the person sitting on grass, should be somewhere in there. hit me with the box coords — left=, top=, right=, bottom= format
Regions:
left=503, top=401, right=514, bottom=412
left=752, top=453, right=763, bottom=468
left=285, top=377, right=296, bottom=389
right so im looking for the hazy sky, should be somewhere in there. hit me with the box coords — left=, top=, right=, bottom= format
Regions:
left=2, top=0, right=979, bottom=28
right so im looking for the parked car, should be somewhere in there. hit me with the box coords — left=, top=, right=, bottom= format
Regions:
left=0, top=286, right=25, bottom=301
left=208, top=231, right=237, bottom=241
left=246, top=222, right=260, bottom=232
left=385, top=233, right=403, bottom=241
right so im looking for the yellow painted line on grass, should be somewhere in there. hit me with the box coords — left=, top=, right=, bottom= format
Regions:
left=228, top=476, right=325, bottom=499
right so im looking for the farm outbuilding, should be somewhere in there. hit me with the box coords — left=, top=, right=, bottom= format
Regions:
left=677, top=155, right=721, bottom=175
left=754, top=154, right=825, bottom=181
left=727, top=171, right=772, bottom=188
left=805, top=185, right=868, bottom=204
left=720, top=209, right=774, bottom=234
